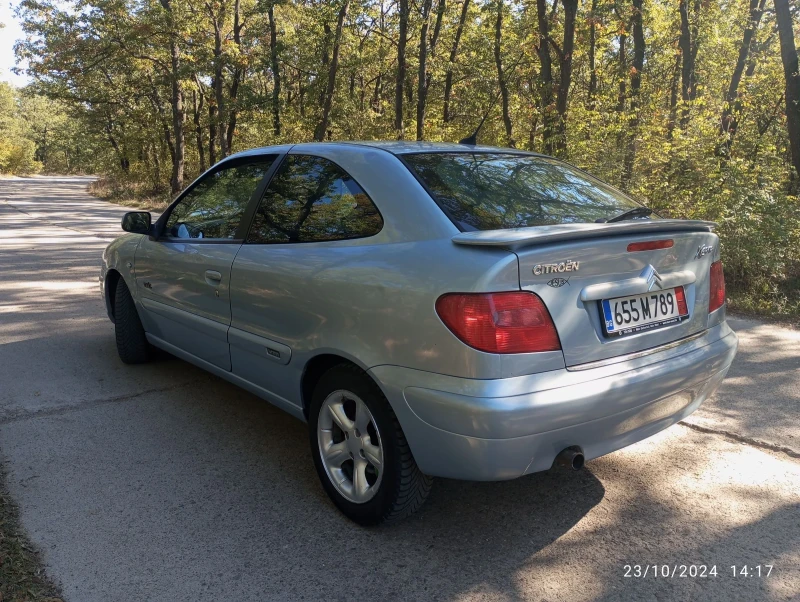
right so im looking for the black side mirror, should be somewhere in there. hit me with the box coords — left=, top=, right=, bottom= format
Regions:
left=121, top=211, right=152, bottom=234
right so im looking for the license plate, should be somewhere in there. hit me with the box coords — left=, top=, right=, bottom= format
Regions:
left=601, top=288, right=688, bottom=337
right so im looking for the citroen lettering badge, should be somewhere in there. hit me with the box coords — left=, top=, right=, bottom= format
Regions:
left=532, top=260, right=580, bottom=276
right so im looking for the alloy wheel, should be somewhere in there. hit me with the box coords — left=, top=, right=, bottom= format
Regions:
left=317, top=390, right=384, bottom=504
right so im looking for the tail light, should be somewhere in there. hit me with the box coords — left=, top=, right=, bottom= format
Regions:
left=709, top=260, right=726, bottom=312
left=674, top=286, right=689, bottom=315
left=435, top=292, right=561, bottom=354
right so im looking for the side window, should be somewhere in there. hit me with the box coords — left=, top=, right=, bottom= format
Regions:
left=165, top=158, right=275, bottom=240
left=247, top=155, right=383, bottom=244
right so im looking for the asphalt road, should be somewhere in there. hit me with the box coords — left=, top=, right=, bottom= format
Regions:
left=1, top=176, right=798, bottom=602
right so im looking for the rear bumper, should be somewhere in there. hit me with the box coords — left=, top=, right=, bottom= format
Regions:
left=369, top=322, right=738, bottom=481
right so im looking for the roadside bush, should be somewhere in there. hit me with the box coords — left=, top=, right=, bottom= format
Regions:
left=0, top=137, right=42, bottom=175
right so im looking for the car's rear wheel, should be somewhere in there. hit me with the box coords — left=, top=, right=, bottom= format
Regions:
left=114, top=279, right=151, bottom=364
left=309, top=364, right=432, bottom=525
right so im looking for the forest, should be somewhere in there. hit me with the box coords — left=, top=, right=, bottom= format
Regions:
left=1, top=0, right=799, bottom=316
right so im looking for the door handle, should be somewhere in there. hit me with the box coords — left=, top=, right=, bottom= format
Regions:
left=204, top=270, right=223, bottom=286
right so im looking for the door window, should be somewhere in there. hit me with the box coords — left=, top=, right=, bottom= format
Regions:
left=247, top=155, right=383, bottom=244
left=165, top=158, right=275, bottom=240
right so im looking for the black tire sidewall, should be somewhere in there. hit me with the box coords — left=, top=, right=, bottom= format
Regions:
left=114, top=279, right=150, bottom=363
left=309, top=366, right=402, bottom=526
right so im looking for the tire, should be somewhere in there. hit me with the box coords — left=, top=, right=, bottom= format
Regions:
left=309, top=364, right=432, bottom=525
left=114, top=279, right=151, bottom=364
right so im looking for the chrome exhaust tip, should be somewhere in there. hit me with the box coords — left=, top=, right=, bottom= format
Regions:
left=555, top=447, right=585, bottom=471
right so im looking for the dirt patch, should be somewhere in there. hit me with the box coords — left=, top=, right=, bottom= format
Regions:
left=0, top=462, right=62, bottom=602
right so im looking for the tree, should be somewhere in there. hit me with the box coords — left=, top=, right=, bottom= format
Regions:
left=394, top=0, right=409, bottom=137
left=416, top=0, right=433, bottom=140
left=621, top=0, right=645, bottom=186
left=268, top=0, right=281, bottom=136
left=443, top=0, right=470, bottom=123
left=314, top=0, right=350, bottom=141
left=774, top=0, right=800, bottom=179
left=494, top=0, right=513, bottom=146
left=718, top=0, right=767, bottom=157
left=554, top=0, right=578, bottom=154
left=678, top=0, right=700, bottom=128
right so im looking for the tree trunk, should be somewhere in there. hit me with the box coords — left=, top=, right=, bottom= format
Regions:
left=774, top=0, right=800, bottom=178
left=208, top=101, right=216, bottom=166
left=159, top=0, right=185, bottom=194
left=192, top=89, right=206, bottom=172
left=679, top=0, right=699, bottom=128
left=314, top=0, right=350, bottom=141
left=395, top=0, right=408, bottom=136
left=226, top=0, right=243, bottom=152
left=666, top=53, right=681, bottom=140
left=416, top=0, right=432, bottom=140
left=268, top=3, right=281, bottom=137
left=616, top=32, right=627, bottom=112
left=105, top=119, right=129, bottom=173
left=622, top=0, right=644, bottom=187
left=319, top=22, right=331, bottom=108
left=719, top=0, right=766, bottom=157
left=430, top=0, right=445, bottom=55
left=587, top=0, right=598, bottom=110
left=443, top=0, right=470, bottom=123
left=169, top=38, right=185, bottom=194
left=494, top=0, right=514, bottom=146
left=536, top=0, right=556, bottom=155
left=212, top=17, right=228, bottom=158
left=554, top=0, right=578, bottom=155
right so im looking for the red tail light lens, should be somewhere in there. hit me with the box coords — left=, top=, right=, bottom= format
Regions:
left=627, top=239, right=674, bottom=252
left=674, top=286, right=689, bottom=315
left=435, top=292, right=561, bottom=354
left=709, top=261, right=726, bottom=313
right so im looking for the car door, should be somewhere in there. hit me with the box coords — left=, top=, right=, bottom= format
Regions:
left=135, top=156, right=279, bottom=370
left=228, top=153, right=384, bottom=407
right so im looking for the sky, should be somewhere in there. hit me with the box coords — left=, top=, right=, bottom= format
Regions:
left=0, top=1, right=29, bottom=87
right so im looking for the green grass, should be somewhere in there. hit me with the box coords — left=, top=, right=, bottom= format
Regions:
left=0, top=463, right=62, bottom=602
left=728, top=292, right=800, bottom=327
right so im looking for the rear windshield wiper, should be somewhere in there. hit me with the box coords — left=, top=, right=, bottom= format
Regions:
left=599, top=206, right=653, bottom=223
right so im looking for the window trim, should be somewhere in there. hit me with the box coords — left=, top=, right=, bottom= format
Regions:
left=153, top=154, right=284, bottom=243
left=243, top=153, right=385, bottom=246
left=397, top=150, right=648, bottom=232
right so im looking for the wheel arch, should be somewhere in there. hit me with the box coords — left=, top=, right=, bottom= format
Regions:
left=300, top=353, right=377, bottom=420
left=104, top=268, right=122, bottom=323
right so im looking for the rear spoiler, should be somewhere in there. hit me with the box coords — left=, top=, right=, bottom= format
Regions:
left=451, top=220, right=716, bottom=250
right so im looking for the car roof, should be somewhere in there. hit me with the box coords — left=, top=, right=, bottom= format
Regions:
left=226, top=140, right=547, bottom=160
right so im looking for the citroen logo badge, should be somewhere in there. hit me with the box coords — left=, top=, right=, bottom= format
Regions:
left=642, top=265, right=663, bottom=291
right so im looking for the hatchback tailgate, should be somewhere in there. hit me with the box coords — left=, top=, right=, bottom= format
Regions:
left=454, top=221, right=720, bottom=367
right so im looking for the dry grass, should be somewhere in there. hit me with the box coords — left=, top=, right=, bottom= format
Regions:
left=88, top=176, right=171, bottom=212
left=0, top=463, right=62, bottom=602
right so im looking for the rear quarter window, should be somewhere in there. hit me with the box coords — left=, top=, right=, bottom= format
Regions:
left=247, top=154, right=383, bottom=244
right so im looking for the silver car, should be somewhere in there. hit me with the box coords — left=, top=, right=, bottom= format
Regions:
left=100, top=142, right=738, bottom=524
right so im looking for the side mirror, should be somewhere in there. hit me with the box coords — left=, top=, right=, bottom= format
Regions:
left=121, top=211, right=152, bottom=234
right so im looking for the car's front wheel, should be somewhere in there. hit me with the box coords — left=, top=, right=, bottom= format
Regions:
left=113, top=279, right=151, bottom=364
left=309, top=364, right=432, bottom=525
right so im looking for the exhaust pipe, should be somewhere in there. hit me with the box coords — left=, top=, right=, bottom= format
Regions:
left=555, top=447, right=585, bottom=471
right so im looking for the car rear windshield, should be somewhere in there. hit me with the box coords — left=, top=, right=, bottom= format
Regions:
left=403, top=152, right=645, bottom=231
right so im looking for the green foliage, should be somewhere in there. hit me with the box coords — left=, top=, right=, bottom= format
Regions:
left=0, top=82, right=41, bottom=174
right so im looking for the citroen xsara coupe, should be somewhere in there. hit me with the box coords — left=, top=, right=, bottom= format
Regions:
left=100, top=142, right=738, bottom=524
